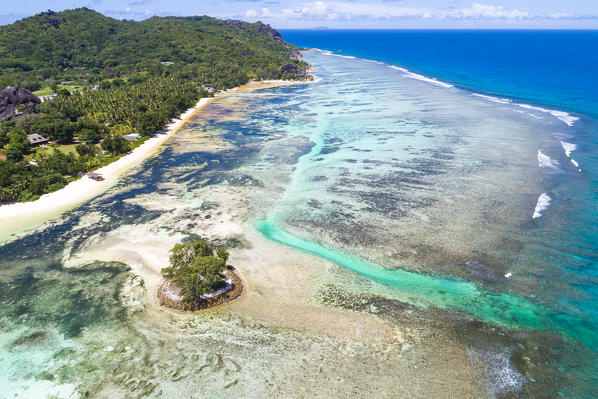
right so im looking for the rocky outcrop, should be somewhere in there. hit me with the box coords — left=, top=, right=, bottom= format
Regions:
left=256, top=22, right=285, bottom=45
left=224, top=19, right=289, bottom=48
left=0, top=86, right=40, bottom=120
left=224, top=19, right=247, bottom=30
left=224, top=19, right=303, bottom=61
left=280, top=63, right=306, bottom=78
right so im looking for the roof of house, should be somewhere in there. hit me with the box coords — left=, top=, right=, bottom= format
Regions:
left=87, top=172, right=104, bottom=181
left=122, top=134, right=141, bottom=141
left=27, top=134, right=49, bottom=144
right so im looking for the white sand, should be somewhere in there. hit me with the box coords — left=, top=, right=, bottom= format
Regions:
left=0, top=79, right=313, bottom=242
left=0, top=97, right=213, bottom=241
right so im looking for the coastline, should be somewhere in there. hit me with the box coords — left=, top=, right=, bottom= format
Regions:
left=0, top=97, right=214, bottom=242
left=0, top=79, right=311, bottom=242
left=17, top=63, right=491, bottom=396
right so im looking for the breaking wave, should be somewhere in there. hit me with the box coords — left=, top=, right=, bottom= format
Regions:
left=389, top=65, right=454, bottom=88
left=533, top=193, right=551, bottom=219
left=537, top=150, right=560, bottom=171
left=472, top=93, right=511, bottom=104
left=560, top=141, right=581, bottom=171
left=517, top=104, right=579, bottom=127
left=317, top=49, right=578, bottom=129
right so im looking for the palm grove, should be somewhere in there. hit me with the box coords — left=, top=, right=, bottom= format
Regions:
left=0, top=8, right=308, bottom=202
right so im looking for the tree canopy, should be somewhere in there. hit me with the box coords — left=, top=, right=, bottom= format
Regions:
left=0, top=8, right=307, bottom=89
left=161, top=240, right=230, bottom=307
left=0, top=8, right=309, bottom=202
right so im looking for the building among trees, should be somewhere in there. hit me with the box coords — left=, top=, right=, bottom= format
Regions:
left=26, top=134, right=49, bottom=146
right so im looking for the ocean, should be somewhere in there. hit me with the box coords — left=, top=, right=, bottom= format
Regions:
left=278, top=30, right=598, bottom=395
left=281, top=30, right=598, bottom=118
left=1, top=30, right=597, bottom=397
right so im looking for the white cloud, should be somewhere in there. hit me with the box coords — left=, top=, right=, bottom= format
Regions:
left=246, top=2, right=597, bottom=22
left=451, top=3, right=530, bottom=19
left=261, top=7, right=275, bottom=17
left=281, top=2, right=430, bottom=20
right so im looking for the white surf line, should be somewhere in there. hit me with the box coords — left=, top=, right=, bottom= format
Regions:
left=560, top=141, right=582, bottom=171
left=471, top=95, right=582, bottom=172
left=472, top=93, right=512, bottom=104
left=470, top=94, right=579, bottom=128
left=319, top=49, right=454, bottom=89
left=317, top=48, right=583, bottom=175
left=388, top=65, right=454, bottom=88
left=516, top=103, right=579, bottom=127
left=533, top=193, right=552, bottom=219
left=537, top=150, right=561, bottom=171
left=318, top=49, right=579, bottom=130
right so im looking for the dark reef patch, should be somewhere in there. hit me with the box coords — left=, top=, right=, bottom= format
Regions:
left=11, top=331, right=49, bottom=347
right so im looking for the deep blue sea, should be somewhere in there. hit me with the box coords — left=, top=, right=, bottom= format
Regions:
left=281, top=30, right=598, bottom=118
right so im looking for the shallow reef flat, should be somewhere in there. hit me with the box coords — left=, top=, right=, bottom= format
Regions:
left=0, top=53, right=596, bottom=398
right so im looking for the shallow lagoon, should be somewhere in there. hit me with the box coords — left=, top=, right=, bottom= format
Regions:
left=1, top=51, right=597, bottom=398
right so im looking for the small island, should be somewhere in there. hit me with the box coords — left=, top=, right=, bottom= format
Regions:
left=158, top=240, right=243, bottom=311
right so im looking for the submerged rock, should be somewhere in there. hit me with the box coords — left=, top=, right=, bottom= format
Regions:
left=463, top=260, right=500, bottom=283
left=11, top=331, right=48, bottom=347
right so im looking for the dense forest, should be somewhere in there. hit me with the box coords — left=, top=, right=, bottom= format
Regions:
left=0, top=8, right=308, bottom=202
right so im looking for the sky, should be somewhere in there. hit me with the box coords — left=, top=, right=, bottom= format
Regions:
left=1, top=0, right=598, bottom=28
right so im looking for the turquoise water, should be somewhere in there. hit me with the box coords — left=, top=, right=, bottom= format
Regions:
left=249, top=50, right=598, bottom=394
left=253, top=50, right=597, bottom=348
left=277, top=36, right=598, bottom=333
left=1, top=42, right=598, bottom=396
left=257, top=220, right=550, bottom=330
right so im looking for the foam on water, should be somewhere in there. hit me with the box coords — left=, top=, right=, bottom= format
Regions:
left=537, top=150, right=560, bottom=171
left=320, top=50, right=355, bottom=59
left=560, top=141, right=576, bottom=157
left=472, top=93, right=512, bottom=104
left=518, top=104, right=579, bottom=126
left=317, top=49, right=578, bottom=132
left=389, top=65, right=454, bottom=88
left=362, top=59, right=384, bottom=65
left=252, top=51, right=597, bottom=349
left=560, top=141, right=581, bottom=171
left=533, top=193, right=551, bottom=219
left=467, top=347, right=526, bottom=398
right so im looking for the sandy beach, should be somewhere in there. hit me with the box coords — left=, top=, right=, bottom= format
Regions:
left=0, top=97, right=214, bottom=241
left=0, top=80, right=310, bottom=242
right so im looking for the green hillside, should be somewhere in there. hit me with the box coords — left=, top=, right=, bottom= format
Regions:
left=0, top=8, right=309, bottom=202
left=0, top=8, right=307, bottom=89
